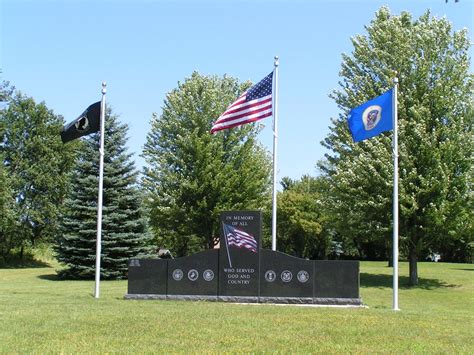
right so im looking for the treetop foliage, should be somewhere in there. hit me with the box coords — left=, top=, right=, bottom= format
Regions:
left=1, top=90, right=77, bottom=259
left=320, top=7, right=473, bottom=277
left=142, top=71, right=271, bottom=256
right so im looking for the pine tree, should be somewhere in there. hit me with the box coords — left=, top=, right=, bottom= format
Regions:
left=320, top=8, right=473, bottom=284
left=56, top=108, right=153, bottom=279
left=142, top=72, right=271, bottom=257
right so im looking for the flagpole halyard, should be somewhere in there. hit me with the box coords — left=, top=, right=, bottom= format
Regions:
left=94, top=82, right=107, bottom=299
left=392, top=75, right=400, bottom=311
left=271, top=56, right=279, bottom=252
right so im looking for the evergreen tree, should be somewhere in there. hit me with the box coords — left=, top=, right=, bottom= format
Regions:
left=56, top=108, right=153, bottom=279
left=142, top=72, right=271, bottom=257
left=320, top=8, right=473, bottom=284
left=1, top=90, right=76, bottom=257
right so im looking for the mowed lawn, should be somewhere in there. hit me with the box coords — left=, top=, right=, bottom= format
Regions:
left=0, top=261, right=472, bottom=353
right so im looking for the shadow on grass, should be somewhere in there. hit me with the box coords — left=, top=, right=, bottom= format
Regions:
left=0, top=258, right=51, bottom=269
left=37, top=273, right=62, bottom=281
left=454, top=268, right=474, bottom=271
left=360, top=273, right=458, bottom=290
left=37, top=273, right=97, bottom=282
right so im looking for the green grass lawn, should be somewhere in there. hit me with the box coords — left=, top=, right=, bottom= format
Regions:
left=0, top=261, right=472, bottom=353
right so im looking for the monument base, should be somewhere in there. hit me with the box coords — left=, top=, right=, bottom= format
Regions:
left=124, top=293, right=363, bottom=306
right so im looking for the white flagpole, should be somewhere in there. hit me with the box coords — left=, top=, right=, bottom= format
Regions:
left=392, top=75, right=400, bottom=311
left=271, top=56, right=279, bottom=251
left=94, top=82, right=107, bottom=299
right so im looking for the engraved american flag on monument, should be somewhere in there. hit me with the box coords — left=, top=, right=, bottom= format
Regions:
left=210, top=72, right=273, bottom=133
left=223, top=223, right=258, bottom=253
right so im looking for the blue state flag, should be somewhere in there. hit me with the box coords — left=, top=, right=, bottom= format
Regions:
left=348, top=89, right=394, bottom=142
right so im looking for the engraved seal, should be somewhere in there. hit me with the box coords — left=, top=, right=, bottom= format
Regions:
left=281, top=270, right=293, bottom=283
left=203, top=269, right=214, bottom=282
left=264, top=270, right=276, bottom=282
left=172, top=269, right=183, bottom=281
left=297, top=270, right=309, bottom=283
left=187, top=269, right=199, bottom=281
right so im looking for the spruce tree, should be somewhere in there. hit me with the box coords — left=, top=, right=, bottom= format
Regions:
left=56, top=108, right=153, bottom=279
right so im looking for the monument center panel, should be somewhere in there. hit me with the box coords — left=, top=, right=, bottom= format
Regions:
left=218, top=211, right=262, bottom=297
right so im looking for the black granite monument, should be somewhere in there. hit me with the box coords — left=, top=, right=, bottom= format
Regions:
left=126, top=210, right=361, bottom=305
left=218, top=211, right=261, bottom=302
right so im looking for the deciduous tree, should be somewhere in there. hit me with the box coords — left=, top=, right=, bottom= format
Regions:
left=320, top=8, right=473, bottom=284
left=1, top=91, right=76, bottom=257
left=277, top=176, right=331, bottom=259
left=142, top=72, right=271, bottom=257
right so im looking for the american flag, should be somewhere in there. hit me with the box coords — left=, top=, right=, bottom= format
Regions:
left=223, top=223, right=258, bottom=253
left=210, top=72, right=273, bottom=134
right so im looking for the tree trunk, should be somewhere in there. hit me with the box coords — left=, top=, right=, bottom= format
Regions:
left=408, top=247, right=418, bottom=286
left=353, top=238, right=363, bottom=259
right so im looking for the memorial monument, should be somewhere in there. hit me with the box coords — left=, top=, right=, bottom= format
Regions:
left=125, top=211, right=361, bottom=305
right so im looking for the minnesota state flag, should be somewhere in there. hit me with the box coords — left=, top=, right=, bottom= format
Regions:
left=348, top=89, right=393, bottom=142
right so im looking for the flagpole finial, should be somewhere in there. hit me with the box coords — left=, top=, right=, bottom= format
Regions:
left=102, top=82, right=107, bottom=95
left=393, top=71, right=399, bottom=85
left=274, top=56, right=279, bottom=67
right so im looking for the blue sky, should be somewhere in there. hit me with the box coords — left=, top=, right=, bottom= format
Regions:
left=1, top=0, right=472, bottom=181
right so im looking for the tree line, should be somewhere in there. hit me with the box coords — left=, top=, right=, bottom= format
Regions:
left=1, top=8, right=472, bottom=285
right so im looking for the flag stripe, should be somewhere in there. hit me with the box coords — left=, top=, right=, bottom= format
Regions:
left=215, top=102, right=272, bottom=124
left=211, top=111, right=272, bottom=133
left=228, top=239, right=257, bottom=251
left=228, top=241, right=257, bottom=252
left=224, top=94, right=246, bottom=110
left=223, top=223, right=258, bottom=253
left=211, top=72, right=273, bottom=134
left=219, top=95, right=272, bottom=119
left=228, top=233, right=255, bottom=244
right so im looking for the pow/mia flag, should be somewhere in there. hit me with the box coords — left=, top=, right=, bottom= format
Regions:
left=61, top=101, right=101, bottom=143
